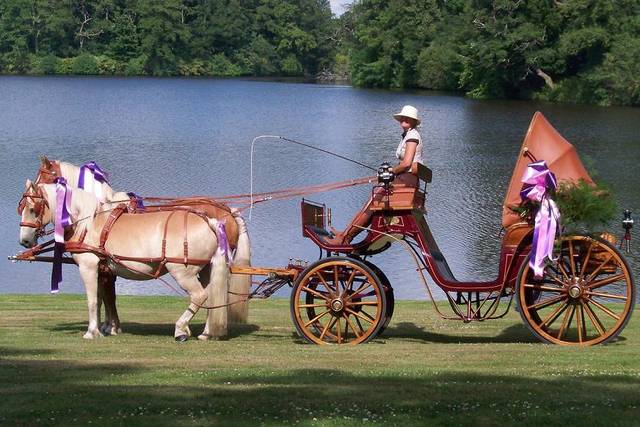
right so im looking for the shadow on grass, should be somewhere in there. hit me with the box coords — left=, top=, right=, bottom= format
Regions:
left=0, top=347, right=56, bottom=357
left=1, top=356, right=639, bottom=425
left=49, top=321, right=260, bottom=339
left=380, top=321, right=540, bottom=344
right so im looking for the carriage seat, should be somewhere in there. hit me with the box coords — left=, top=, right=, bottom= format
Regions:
left=370, top=163, right=432, bottom=212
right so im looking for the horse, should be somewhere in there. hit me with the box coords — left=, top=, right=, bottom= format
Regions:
left=34, top=156, right=252, bottom=335
left=19, top=179, right=232, bottom=341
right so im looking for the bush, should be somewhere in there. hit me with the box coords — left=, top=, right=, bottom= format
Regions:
left=209, top=54, right=242, bottom=77
left=38, top=54, right=59, bottom=74
left=280, top=54, right=302, bottom=76
left=178, top=59, right=209, bottom=76
left=56, top=58, right=74, bottom=74
left=125, top=55, right=147, bottom=76
left=95, top=55, right=120, bottom=75
left=72, top=54, right=99, bottom=75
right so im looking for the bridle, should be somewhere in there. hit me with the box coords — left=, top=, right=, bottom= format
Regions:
left=18, top=185, right=50, bottom=237
left=34, top=161, right=61, bottom=185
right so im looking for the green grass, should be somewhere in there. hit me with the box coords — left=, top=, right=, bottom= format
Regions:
left=1, top=294, right=638, bottom=426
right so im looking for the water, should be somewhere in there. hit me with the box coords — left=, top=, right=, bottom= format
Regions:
left=1, top=76, right=638, bottom=300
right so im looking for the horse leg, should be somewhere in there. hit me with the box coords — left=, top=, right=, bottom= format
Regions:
left=76, top=255, right=103, bottom=339
left=167, top=265, right=209, bottom=341
left=99, top=272, right=121, bottom=335
left=197, top=265, right=213, bottom=339
left=227, top=215, right=251, bottom=324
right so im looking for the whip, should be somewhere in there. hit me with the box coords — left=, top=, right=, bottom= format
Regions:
left=249, top=135, right=376, bottom=219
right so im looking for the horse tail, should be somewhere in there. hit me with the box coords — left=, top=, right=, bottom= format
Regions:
left=206, top=217, right=230, bottom=338
left=228, top=213, right=252, bottom=324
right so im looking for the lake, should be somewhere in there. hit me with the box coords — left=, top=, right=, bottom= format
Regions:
left=1, top=76, right=638, bottom=300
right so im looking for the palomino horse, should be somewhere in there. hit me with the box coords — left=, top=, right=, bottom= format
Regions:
left=34, top=157, right=252, bottom=335
left=19, top=179, right=231, bottom=341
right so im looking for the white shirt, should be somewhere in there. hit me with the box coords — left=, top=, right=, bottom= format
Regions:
left=396, top=128, right=423, bottom=168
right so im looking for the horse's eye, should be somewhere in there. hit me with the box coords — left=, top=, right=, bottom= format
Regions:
left=29, top=208, right=34, bottom=214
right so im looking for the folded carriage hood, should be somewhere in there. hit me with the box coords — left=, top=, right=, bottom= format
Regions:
left=502, top=112, right=594, bottom=228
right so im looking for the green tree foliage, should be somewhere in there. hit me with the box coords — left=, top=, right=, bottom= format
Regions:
left=0, top=0, right=333, bottom=78
left=343, top=0, right=640, bottom=105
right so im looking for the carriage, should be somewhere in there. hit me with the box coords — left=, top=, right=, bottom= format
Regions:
left=241, top=112, right=635, bottom=346
left=13, top=112, right=635, bottom=346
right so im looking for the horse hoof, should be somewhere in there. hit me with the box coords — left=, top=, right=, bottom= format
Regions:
left=83, top=330, right=103, bottom=339
left=175, top=335, right=189, bottom=342
left=197, top=334, right=211, bottom=341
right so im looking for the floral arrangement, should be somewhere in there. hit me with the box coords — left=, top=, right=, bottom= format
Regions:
left=512, top=179, right=617, bottom=232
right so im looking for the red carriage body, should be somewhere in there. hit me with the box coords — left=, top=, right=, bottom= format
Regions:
left=290, top=112, right=635, bottom=346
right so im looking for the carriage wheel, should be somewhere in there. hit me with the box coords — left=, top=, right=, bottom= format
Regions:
left=517, top=235, right=635, bottom=346
left=361, top=260, right=395, bottom=334
left=290, top=257, right=387, bottom=345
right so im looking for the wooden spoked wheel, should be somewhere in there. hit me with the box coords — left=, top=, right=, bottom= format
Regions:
left=362, top=259, right=395, bottom=334
left=290, top=257, right=387, bottom=345
left=517, top=235, right=635, bottom=345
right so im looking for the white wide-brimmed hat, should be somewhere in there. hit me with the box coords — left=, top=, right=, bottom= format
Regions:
left=393, top=105, right=420, bottom=125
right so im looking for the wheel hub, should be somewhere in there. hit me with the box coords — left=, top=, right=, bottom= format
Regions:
left=567, top=277, right=585, bottom=299
left=330, top=298, right=344, bottom=313
left=568, top=285, right=582, bottom=299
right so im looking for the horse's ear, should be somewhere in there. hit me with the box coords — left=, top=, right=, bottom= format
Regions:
left=40, top=155, right=51, bottom=168
left=25, top=179, right=33, bottom=191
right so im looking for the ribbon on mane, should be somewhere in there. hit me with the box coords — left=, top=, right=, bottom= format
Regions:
left=51, top=177, right=73, bottom=293
left=78, top=161, right=109, bottom=201
left=127, top=192, right=145, bottom=211
left=520, top=160, right=560, bottom=278
left=215, top=221, right=233, bottom=266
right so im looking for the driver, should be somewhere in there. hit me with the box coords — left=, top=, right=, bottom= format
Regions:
left=324, top=105, right=424, bottom=245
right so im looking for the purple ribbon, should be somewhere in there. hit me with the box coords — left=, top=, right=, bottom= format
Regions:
left=51, top=178, right=73, bottom=293
left=520, top=161, right=560, bottom=278
left=216, top=221, right=232, bottom=266
left=78, top=161, right=109, bottom=201
left=78, top=161, right=109, bottom=188
left=127, top=192, right=145, bottom=211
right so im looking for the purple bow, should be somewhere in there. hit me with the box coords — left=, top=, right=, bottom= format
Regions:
left=127, top=192, right=145, bottom=211
left=520, top=161, right=560, bottom=278
left=51, top=177, right=73, bottom=293
left=216, top=221, right=232, bottom=265
left=78, top=161, right=109, bottom=188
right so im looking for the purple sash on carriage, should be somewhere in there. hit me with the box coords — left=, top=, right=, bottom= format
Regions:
left=51, top=178, right=73, bottom=293
left=520, top=161, right=560, bottom=278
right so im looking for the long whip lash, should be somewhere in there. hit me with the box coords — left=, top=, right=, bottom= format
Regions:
left=249, top=135, right=376, bottom=219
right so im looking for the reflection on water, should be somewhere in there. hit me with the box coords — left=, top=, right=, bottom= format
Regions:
left=1, top=77, right=638, bottom=301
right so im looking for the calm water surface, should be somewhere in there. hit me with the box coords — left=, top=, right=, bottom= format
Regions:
left=1, top=76, right=638, bottom=300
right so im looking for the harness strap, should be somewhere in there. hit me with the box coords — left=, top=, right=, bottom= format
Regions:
left=183, top=211, right=189, bottom=265
left=99, top=204, right=127, bottom=250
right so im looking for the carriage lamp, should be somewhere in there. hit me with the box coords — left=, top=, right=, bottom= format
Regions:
left=377, top=162, right=395, bottom=188
left=621, top=209, right=633, bottom=253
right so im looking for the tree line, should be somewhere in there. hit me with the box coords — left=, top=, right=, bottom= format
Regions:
left=0, top=0, right=335, bottom=77
left=1, top=0, right=639, bottom=106
left=343, top=0, right=640, bottom=106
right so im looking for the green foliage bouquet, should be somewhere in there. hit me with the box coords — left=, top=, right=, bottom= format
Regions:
left=554, top=180, right=617, bottom=231
left=512, top=179, right=617, bottom=232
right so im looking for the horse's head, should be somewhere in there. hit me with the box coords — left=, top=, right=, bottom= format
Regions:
left=35, top=156, right=62, bottom=185
left=18, top=179, right=51, bottom=248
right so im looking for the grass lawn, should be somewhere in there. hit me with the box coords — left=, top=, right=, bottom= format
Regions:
left=0, top=294, right=638, bottom=426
